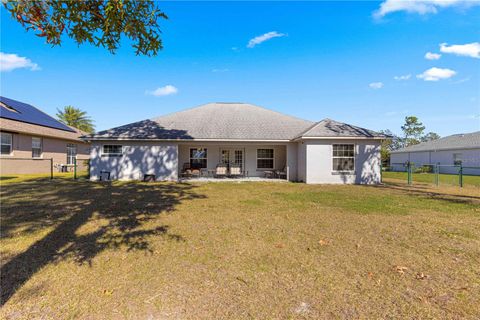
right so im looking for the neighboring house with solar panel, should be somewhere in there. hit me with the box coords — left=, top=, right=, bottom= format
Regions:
left=390, top=132, right=480, bottom=175
left=83, top=102, right=387, bottom=184
left=0, top=96, right=90, bottom=175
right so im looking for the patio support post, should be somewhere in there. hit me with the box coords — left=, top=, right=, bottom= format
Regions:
left=435, top=164, right=439, bottom=186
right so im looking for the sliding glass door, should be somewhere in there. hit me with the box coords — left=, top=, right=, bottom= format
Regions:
left=220, top=148, right=244, bottom=169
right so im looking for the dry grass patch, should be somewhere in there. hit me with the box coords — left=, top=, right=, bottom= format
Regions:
left=1, top=179, right=479, bottom=319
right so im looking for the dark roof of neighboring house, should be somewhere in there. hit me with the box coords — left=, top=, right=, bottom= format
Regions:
left=85, top=102, right=385, bottom=141
left=0, top=117, right=88, bottom=142
left=391, top=131, right=480, bottom=153
left=0, top=96, right=75, bottom=132
left=295, top=118, right=385, bottom=139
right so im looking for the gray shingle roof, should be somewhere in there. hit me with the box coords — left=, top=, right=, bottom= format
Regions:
left=88, top=103, right=314, bottom=140
left=391, top=131, right=480, bottom=153
left=295, top=118, right=385, bottom=138
left=85, top=103, right=384, bottom=141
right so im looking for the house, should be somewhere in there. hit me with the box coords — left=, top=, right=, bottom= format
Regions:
left=390, top=131, right=480, bottom=175
left=0, top=96, right=90, bottom=175
left=84, top=103, right=386, bottom=184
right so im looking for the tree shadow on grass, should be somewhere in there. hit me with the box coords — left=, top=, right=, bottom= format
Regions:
left=0, top=179, right=205, bottom=305
left=0, top=176, right=17, bottom=181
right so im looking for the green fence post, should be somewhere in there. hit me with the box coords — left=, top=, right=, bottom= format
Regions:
left=74, top=158, right=77, bottom=180
left=380, top=163, right=383, bottom=183
left=407, top=162, right=412, bottom=185
left=459, top=165, right=463, bottom=188
left=50, top=158, right=53, bottom=179
left=435, top=164, right=439, bottom=187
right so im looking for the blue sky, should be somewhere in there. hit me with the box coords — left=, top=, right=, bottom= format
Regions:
left=1, top=1, right=479, bottom=136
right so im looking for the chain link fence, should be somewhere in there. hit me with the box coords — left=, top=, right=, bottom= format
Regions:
left=0, top=158, right=89, bottom=180
left=382, top=162, right=480, bottom=189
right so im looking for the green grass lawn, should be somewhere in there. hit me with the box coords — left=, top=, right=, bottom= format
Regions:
left=383, top=171, right=480, bottom=187
left=1, top=179, right=479, bottom=319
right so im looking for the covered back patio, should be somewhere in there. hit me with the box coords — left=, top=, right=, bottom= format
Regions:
left=177, top=142, right=296, bottom=181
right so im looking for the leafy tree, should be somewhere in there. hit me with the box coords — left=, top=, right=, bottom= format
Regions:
left=57, top=106, right=95, bottom=133
left=3, top=0, right=167, bottom=56
left=381, top=118, right=440, bottom=165
left=401, top=116, right=425, bottom=147
left=379, top=129, right=402, bottom=165
left=422, top=132, right=441, bottom=142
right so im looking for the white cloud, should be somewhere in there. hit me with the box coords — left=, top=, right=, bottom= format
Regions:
left=416, top=67, right=456, bottom=81
left=452, top=77, right=470, bottom=84
left=369, top=82, right=384, bottom=89
left=385, top=109, right=409, bottom=117
left=247, top=31, right=286, bottom=48
left=0, top=52, right=40, bottom=72
left=440, top=42, right=480, bottom=58
left=394, top=74, right=411, bottom=80
left=146, top=85, right=178, bottom=97
left=384, top=111, right=398, bottom=116
left=374, top=0, right=480, bottom=18
left=425, top=52, right=441, bottom=60
left=212, top=68, right=229, bottom=73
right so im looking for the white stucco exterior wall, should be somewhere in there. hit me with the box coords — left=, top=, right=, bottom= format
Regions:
left=90, top=141, right=178, bottom=181
left=88, top=139, right=384, bottom=183
left=303, top=139, right=381, bottom=184
left=390, top=148, right=480, bottom=175
left=297, top=142, right=307, bottom=182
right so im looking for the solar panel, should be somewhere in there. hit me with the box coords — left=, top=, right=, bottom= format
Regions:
left=0, top=96, right=75, bottom=132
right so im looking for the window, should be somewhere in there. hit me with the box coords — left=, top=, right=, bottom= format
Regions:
left=220, top=149, right=229, bottom=164
left=103, top=145, right=122, bottom=156
left=67, top=143, right=77, bottom=165
left=190, top=148, right=207, bottom=168
left=234, top=150, right=243, bottom=167
left=453, top=153, right=462, bottom=166
left=257, top=149, right=274, bottom=169
left=1, top=132, right=12, bottom=155
left=332, top=144, right=355, bottom=172
left=32, top=137, right=42, bottom=158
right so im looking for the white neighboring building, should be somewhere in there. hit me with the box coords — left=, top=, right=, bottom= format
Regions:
left=390, top=132, right=480, bottom=175
left=83, top=102, right=386, bottom=184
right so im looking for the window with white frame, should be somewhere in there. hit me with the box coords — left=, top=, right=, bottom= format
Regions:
left=234, top=150, right=243, bottom=167
left=453, top=153, right=462, bottom=166
left=32, top=137, right=42, bottom=158
left=332, top=144, right=355, bottom=172
left=190, top=148, right=207, bottom=168
left=67, top=143, right=77, bottom=165
left=257, top=148, right=274, bottom=169
left=1, top=132, right=12, bottom=155
left=103, top=145, right=123, bottom=156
